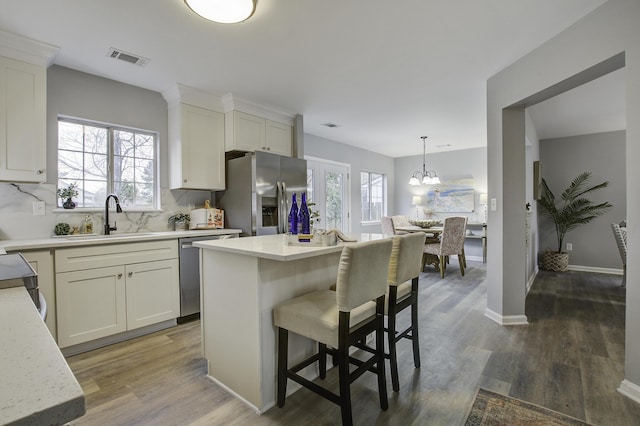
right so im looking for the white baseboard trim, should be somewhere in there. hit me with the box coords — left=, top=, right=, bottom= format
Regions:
left=206, top=374, right=268, bottom=414
left=618, top=379, right=640, bottom=404
left=464, top=255, right=483, bottom=262
left=567, top=265, right=623, bottom=275
left=526, top=266, right=539, bottom=294
left=485, top=308, right=529, bottom=326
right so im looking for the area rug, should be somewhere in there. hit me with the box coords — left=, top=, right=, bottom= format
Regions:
left=464, top=388, right=591, bottom=425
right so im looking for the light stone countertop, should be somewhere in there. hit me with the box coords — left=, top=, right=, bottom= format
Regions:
left=0, top=287, right=85, bottom=425
left=194, top=233, right=385, bottom=261
left=0, top=229, right=242, bottom=252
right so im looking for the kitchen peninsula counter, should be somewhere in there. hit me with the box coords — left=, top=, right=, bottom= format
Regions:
left=194, top=233, right=384, bottom=413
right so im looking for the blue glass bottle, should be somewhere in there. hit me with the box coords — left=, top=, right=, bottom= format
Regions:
left=288, top=193, right=298, bottom=234
left=298, top=193, right=310, bottom=241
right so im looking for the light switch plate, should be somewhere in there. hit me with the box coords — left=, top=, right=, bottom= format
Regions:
left=33, top=201, right=45, bottom=216
left=490, top=198, right=497, bottom=211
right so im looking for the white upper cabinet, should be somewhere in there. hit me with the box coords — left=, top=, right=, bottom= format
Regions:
left=225, top=110, right=292, bottom=157
left=0, top=30, right=57, bottom=183
left=0, top=56, right=47, bottom=182
left=168, top=102, right=225, bottom=190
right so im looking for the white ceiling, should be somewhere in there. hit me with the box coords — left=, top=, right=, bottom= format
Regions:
left=0, top=0, right=620, bottom=158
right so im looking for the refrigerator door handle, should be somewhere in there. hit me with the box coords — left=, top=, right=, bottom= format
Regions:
left=276, top=181, right=283, bottom=233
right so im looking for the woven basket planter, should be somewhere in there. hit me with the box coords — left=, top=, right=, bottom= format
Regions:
left=541, top=251, right=569, bottom=272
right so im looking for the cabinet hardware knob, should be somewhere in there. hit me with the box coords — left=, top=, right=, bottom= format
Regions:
left=128, top=272, right=133, bottom=277
left=37, top=169, right=45, bottom=174
left=117, top=273, right=123, bottom=279
left=184, top=179, right=187, bottom=183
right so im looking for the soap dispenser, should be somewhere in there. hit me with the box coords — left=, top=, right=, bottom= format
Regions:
left=82, top=215, right=94, bottom=234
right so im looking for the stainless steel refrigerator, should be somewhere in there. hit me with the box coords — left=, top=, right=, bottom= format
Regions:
left=219, top=151, right=308, bottom=236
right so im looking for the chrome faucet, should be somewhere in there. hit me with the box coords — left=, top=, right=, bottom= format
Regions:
left=104, top=194, right=123, bottom=235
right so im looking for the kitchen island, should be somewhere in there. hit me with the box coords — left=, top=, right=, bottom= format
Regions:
left=194, top=233, right=383, bottom=413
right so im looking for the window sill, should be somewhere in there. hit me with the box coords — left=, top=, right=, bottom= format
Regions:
left=53, top=208, right=163, bottom=214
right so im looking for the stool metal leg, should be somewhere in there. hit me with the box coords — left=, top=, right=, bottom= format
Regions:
left=411, top=277, right=421, bottom=368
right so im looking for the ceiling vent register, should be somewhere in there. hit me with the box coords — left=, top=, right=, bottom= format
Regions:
left=106, top=47, right=150, bottom=67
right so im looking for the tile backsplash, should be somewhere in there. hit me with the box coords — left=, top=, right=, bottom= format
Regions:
left=0, top=183, right=213, bottom=240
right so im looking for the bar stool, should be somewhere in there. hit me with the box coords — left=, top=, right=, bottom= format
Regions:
left=273, top=238, right=393, bottom=425
left=385, top=232, right=426, bottom=392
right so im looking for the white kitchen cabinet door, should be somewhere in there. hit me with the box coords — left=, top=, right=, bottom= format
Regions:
left=0, top=56, right=46, bottom=182
left=229, top=110, right=265, bottom=152
left=169, top=103, right=225, bottom=190
left=265, top=120, right=292, bottom=156
left=56, top=266, right=127, bottom=348
left=125, top=259, right=179, bottom=330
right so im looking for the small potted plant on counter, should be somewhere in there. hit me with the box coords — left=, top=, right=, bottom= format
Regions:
left=57, top=183, right=79, bottom=209
left=168, top=212, right=190, bottom=231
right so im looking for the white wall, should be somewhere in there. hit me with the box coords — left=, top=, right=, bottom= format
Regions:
left=304, top=133, right=395, bottom=235
left=487, top=0, right=640, bottom=398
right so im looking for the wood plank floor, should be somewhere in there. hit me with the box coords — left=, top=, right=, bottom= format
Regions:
left=66, top=262, right=640, bottom=425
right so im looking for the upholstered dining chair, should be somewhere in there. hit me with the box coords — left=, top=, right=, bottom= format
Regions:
left=422, top=216, right=467, bottom=278
left=381, top=216, right=396, bottom=236
left=611, top=222, right=627, bottom=287
left=391, top=215, right=412, bottom=234
left=273, top=238, right=392, bottom=425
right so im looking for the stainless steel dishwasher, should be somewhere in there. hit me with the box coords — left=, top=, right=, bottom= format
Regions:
left=178, top=234, right=237, bottom=322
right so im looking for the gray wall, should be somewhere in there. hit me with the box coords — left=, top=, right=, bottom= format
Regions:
left=0, top=65, right=212, bottom=239
left=487, top=0, right=640, bottom=392
left=304, top=133, right=395, bottom=235
left=394, top=147, right=488, bottom=260
left=539, top=131, right=626, bottom=270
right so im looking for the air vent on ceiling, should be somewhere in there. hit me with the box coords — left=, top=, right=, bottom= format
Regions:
left=322, top=122, right=340, bottom=128
left=106, top=47, right=150, bottom=67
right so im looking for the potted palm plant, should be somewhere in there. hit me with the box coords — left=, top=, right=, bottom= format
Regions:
left=538, top=171, right=612, bottom=271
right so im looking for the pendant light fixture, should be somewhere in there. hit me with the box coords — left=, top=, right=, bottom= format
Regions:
left=184, top=0, right=256, bottom=24
left=409, top=136, right=440, bottom=185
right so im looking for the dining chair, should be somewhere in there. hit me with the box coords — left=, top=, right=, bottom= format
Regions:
left=611, top=222, right=627, bottom=287
left=381, top=216, right=396, bottom=236
left=422, top=216, right=467, bottom=278
left=273, top=238, right=392, bottom=425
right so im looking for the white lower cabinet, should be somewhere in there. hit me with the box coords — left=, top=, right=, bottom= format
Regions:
left=125, top=259, right=179, bottom=330
left=55, top=241, right=179, bottom=348
left=56, top=266, right=127, bottom=348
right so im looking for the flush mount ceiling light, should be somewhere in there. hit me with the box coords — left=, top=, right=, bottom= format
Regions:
left=409, top=136, right=440, bottom=185
left=184, top=0, right=256, bottom=24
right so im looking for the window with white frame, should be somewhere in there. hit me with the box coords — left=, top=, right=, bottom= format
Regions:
left=361, top=171, right=385, bottom=222
left=57, top=117, right=158, bottom=209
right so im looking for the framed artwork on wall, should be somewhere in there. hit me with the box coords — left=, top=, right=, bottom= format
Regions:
left=425, top=175, right=475, bottom=212
left=533, top=160, right=542, bottom=200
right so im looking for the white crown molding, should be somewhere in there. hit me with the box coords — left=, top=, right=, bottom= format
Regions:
left=221, top=92, right=295, bottom=125
left=161, top=83, right=224, bottom=112
left=0, top=29, right=58, bottom=67
left=484, top=308, right=529, bottom=326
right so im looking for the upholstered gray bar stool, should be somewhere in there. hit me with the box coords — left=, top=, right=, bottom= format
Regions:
left=354, top=232, right=426, bottom=391
left=385, top=232, right=426, bottom=391
left=273, top=238, right=393, bottom=426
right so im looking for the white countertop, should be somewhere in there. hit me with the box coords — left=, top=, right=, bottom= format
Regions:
left=0, top=229, right=242, bottom=252
left=194, top=233, right=385, bottom=261
left=0, top=287, right=85, bottom=425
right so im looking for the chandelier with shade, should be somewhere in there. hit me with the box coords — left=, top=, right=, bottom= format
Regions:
left=409, top=136, right=440, bottom=185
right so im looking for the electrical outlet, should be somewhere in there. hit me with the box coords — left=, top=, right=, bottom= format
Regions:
left=566, top=243, right=573, bottom=251
left=33, top=201, right=45, bottom=216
